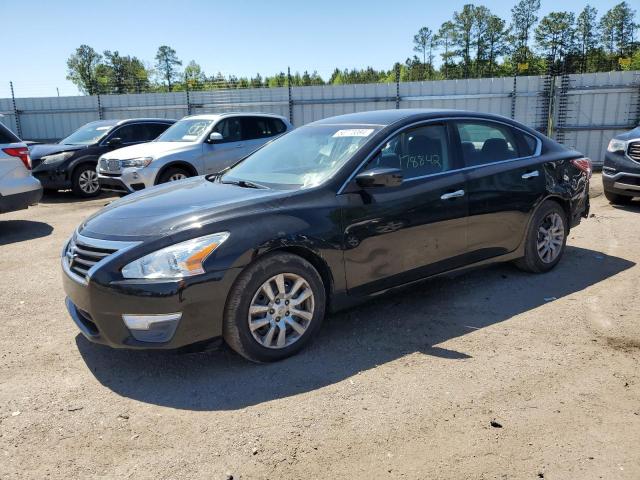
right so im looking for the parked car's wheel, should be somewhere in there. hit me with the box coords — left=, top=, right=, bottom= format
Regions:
left=71, top=163, right=101, bottom=197
left=515, top=200, right=568, bottom=273
left=223, top=252, right=326, bottom=362
left=158, top=167, right=191, bottom=184
left=604, top=189, right=634, bottom=205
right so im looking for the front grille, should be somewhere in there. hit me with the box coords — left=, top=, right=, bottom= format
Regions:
left=98, top=158, right=121, bottom=173
left=628, top=141, right=640, bottom=162
left=67, top=239, right=118, bottom=278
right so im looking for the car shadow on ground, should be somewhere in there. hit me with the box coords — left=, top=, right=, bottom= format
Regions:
left=0, top=219, right=53, bottom=245
left=610, top=201, right=640, bottom=213
left=76, top=245, right=635, bottom=411
left=39, top=190, right=118, bottom=204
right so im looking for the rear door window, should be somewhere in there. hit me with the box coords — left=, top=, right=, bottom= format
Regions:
left=144, top=123, right=172, bottom=140
left=241, top=117, right=279, bottom=140
left=454, top=121, right=520, bottom=167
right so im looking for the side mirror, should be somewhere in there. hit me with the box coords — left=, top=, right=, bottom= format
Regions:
left=208, top=132, right=224, bottom=143
left=106, top=137, right=122, bottom=146
left=355, top=167, right=403, bottom=188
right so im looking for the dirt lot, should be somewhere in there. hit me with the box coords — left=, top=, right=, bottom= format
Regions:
left=0, top=173, right=639, bottom=480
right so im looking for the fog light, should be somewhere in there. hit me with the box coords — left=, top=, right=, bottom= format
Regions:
left=122, top=313, right=181, bottom=343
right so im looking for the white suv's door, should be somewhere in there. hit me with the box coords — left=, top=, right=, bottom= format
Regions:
left=202, top=117, right=246, bottom=174
left=0, top=123, right=42, bottom=212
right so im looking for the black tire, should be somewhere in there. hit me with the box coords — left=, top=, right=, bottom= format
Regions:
left=223, top=252, right=326, bottom=363
left=157, top=167, right=191, bottom=184
left=604, top=189, right=634, bottom=205
left=71, top=163, right=101, bottom=198
left=515, top=200, right=568, bottom=273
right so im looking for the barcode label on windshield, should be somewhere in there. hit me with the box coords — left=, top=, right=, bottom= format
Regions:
left=333, top=129, right=374, bottom=138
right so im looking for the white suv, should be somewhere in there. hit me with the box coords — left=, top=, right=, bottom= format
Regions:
left=0, top=123, right=42, bottom=214
left=97, top=113, right=293, bottom=194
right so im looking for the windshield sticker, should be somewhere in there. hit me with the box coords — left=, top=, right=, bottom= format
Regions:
left=181, top=134, right=198, bottom=141
left=333, top=129, right=374, bottom=138
left=96, top=126, right=111, bottom=131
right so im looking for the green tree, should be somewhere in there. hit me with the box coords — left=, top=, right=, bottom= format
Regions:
left=413, top=27, right=436, bottom=79
left=66, top=45, right=103, bottom=95
left=183, top=60, right=206, bottom=90
left=535, top=12, right=576, bottom=64
left=511, top=0, right=541, bottom=65
left=472, top=6, right=492, bottom=77
left=576, top=6, right=599, bottom=72
left=485, top=15, right=510, bottom=77
left=452, top=4, right=477, bottom=78
left=437, top=21, right=457, bottom=79
left=600, top=2, right=638, bottom=63
left=101, top=50, right=149, bottom=94
left=154, top=45, right=182, bottom=92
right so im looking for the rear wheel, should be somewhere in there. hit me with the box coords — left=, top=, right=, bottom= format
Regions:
left=223, top=252, right=326, bottom=362
left=515, top=201, right=568, bottom=273
left=604, top=189, right=634, bottom=205
left=71, top=163, right=100, bottom=197
left=158, top=167, right=191, bottom=184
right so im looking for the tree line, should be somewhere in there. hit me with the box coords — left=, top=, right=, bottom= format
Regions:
left=67, top=0, right=639, bottom=95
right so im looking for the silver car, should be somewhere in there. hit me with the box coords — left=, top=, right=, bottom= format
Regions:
left=97, top=113, right=292, bottom=194
left=0, top=122, right=42, bottom=214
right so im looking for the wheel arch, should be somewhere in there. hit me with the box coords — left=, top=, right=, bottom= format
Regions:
left=155, top=161, right=198, bottom=185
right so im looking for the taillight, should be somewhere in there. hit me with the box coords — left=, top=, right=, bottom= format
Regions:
left=571, top=157, right=592, bottom=178
left=2, top=147, right=32, bottom=170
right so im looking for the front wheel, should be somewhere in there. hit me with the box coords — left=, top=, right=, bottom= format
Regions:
left=223, top=252, right=326, bottom=362
left=515, top=200, right=568, bottom=273
left=157, top=167, right=191, bottom=184
left=71, top=163, right=101, bottom=197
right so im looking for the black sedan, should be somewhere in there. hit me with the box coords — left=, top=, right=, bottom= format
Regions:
left=602, top=126, right=640, bottom=204
left=30, top=118, right=174, bottom=197
left=62, top=109, right=591, bottom=362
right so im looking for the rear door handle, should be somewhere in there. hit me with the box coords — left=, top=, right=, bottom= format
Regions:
left=522, top=170, right=539, bottom=179
left=440, top=189, right=465, bottom=200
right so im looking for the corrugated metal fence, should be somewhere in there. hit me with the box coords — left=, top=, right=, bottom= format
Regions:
left=1, top=71, right=639, bottom=165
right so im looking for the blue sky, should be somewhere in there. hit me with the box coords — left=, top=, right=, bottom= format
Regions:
left=0, top=0, right=627, bottom=98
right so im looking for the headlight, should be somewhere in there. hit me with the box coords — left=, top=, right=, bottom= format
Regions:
left=120, top=157, right=153, bottom=169
left=607, top=139, right=627, bottom=153
left=121, top=232, right=230, bottom=279
left=42, top=151, right=74, bottom=165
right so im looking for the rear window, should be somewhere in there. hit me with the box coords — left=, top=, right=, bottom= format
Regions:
left=0, top=123, right=20, bottom=144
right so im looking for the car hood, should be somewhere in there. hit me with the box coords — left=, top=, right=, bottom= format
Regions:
left=29, top=143, right=86, bottom=160
left=615, top=126, right=640, bottom=141
left=80, top=177, right=290, bottom=239
left=100, top=142, right=197, bottom=160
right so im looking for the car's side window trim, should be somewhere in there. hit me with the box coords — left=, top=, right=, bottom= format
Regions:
left=337, top=116, right=542, bottom=194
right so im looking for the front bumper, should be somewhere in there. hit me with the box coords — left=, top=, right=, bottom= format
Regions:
left=97, top=167, right=157, bottom=194
left=602, top=151, right=640, bottom=197
left=32, top=164, right=71, bottom=190
left=62, top=250, right=241, bottom=350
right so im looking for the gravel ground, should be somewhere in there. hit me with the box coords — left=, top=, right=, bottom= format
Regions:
left=0, top=174, right=639, bottom=480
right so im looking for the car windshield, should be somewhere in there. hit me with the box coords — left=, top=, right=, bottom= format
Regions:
left=156, top=119, right=215, bottom=142
left=221, top=124, right=380, bottom=189
left=60, top=122, right=115, bottom=145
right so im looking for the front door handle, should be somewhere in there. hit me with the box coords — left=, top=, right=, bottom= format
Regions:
left=440, top=189, right=465, bottom=200
left=522, top=170, right=540, bottom=179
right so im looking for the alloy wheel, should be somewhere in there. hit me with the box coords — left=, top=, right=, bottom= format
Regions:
left=169, top=173, right=187, bottom=182
left=536, top=212, right=565, bottom=263
left=79, top=170, right=100, bottom=194
left=248, top=273, right=315, bottom=349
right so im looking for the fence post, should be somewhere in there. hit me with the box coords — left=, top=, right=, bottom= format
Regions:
left=395, top=64, right=400, bottom=109
left=9, top=81, right=22, bottom=138
left=287, top=67, right=293, bottom=124
left=185, top=73, right=192, bottom=116
left=96, top=91, right=103, bottom=120
left=510, top=74, right=517, bottom=119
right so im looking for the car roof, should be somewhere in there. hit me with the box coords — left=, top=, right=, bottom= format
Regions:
left=83, top=118, right=176, bottom=128
left=308, top=109, right=516, bottom=127
left=182, top=112, right=287, bottom=121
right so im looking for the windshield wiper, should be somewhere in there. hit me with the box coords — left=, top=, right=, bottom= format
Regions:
left=219, top=178, right=264, bottom=189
